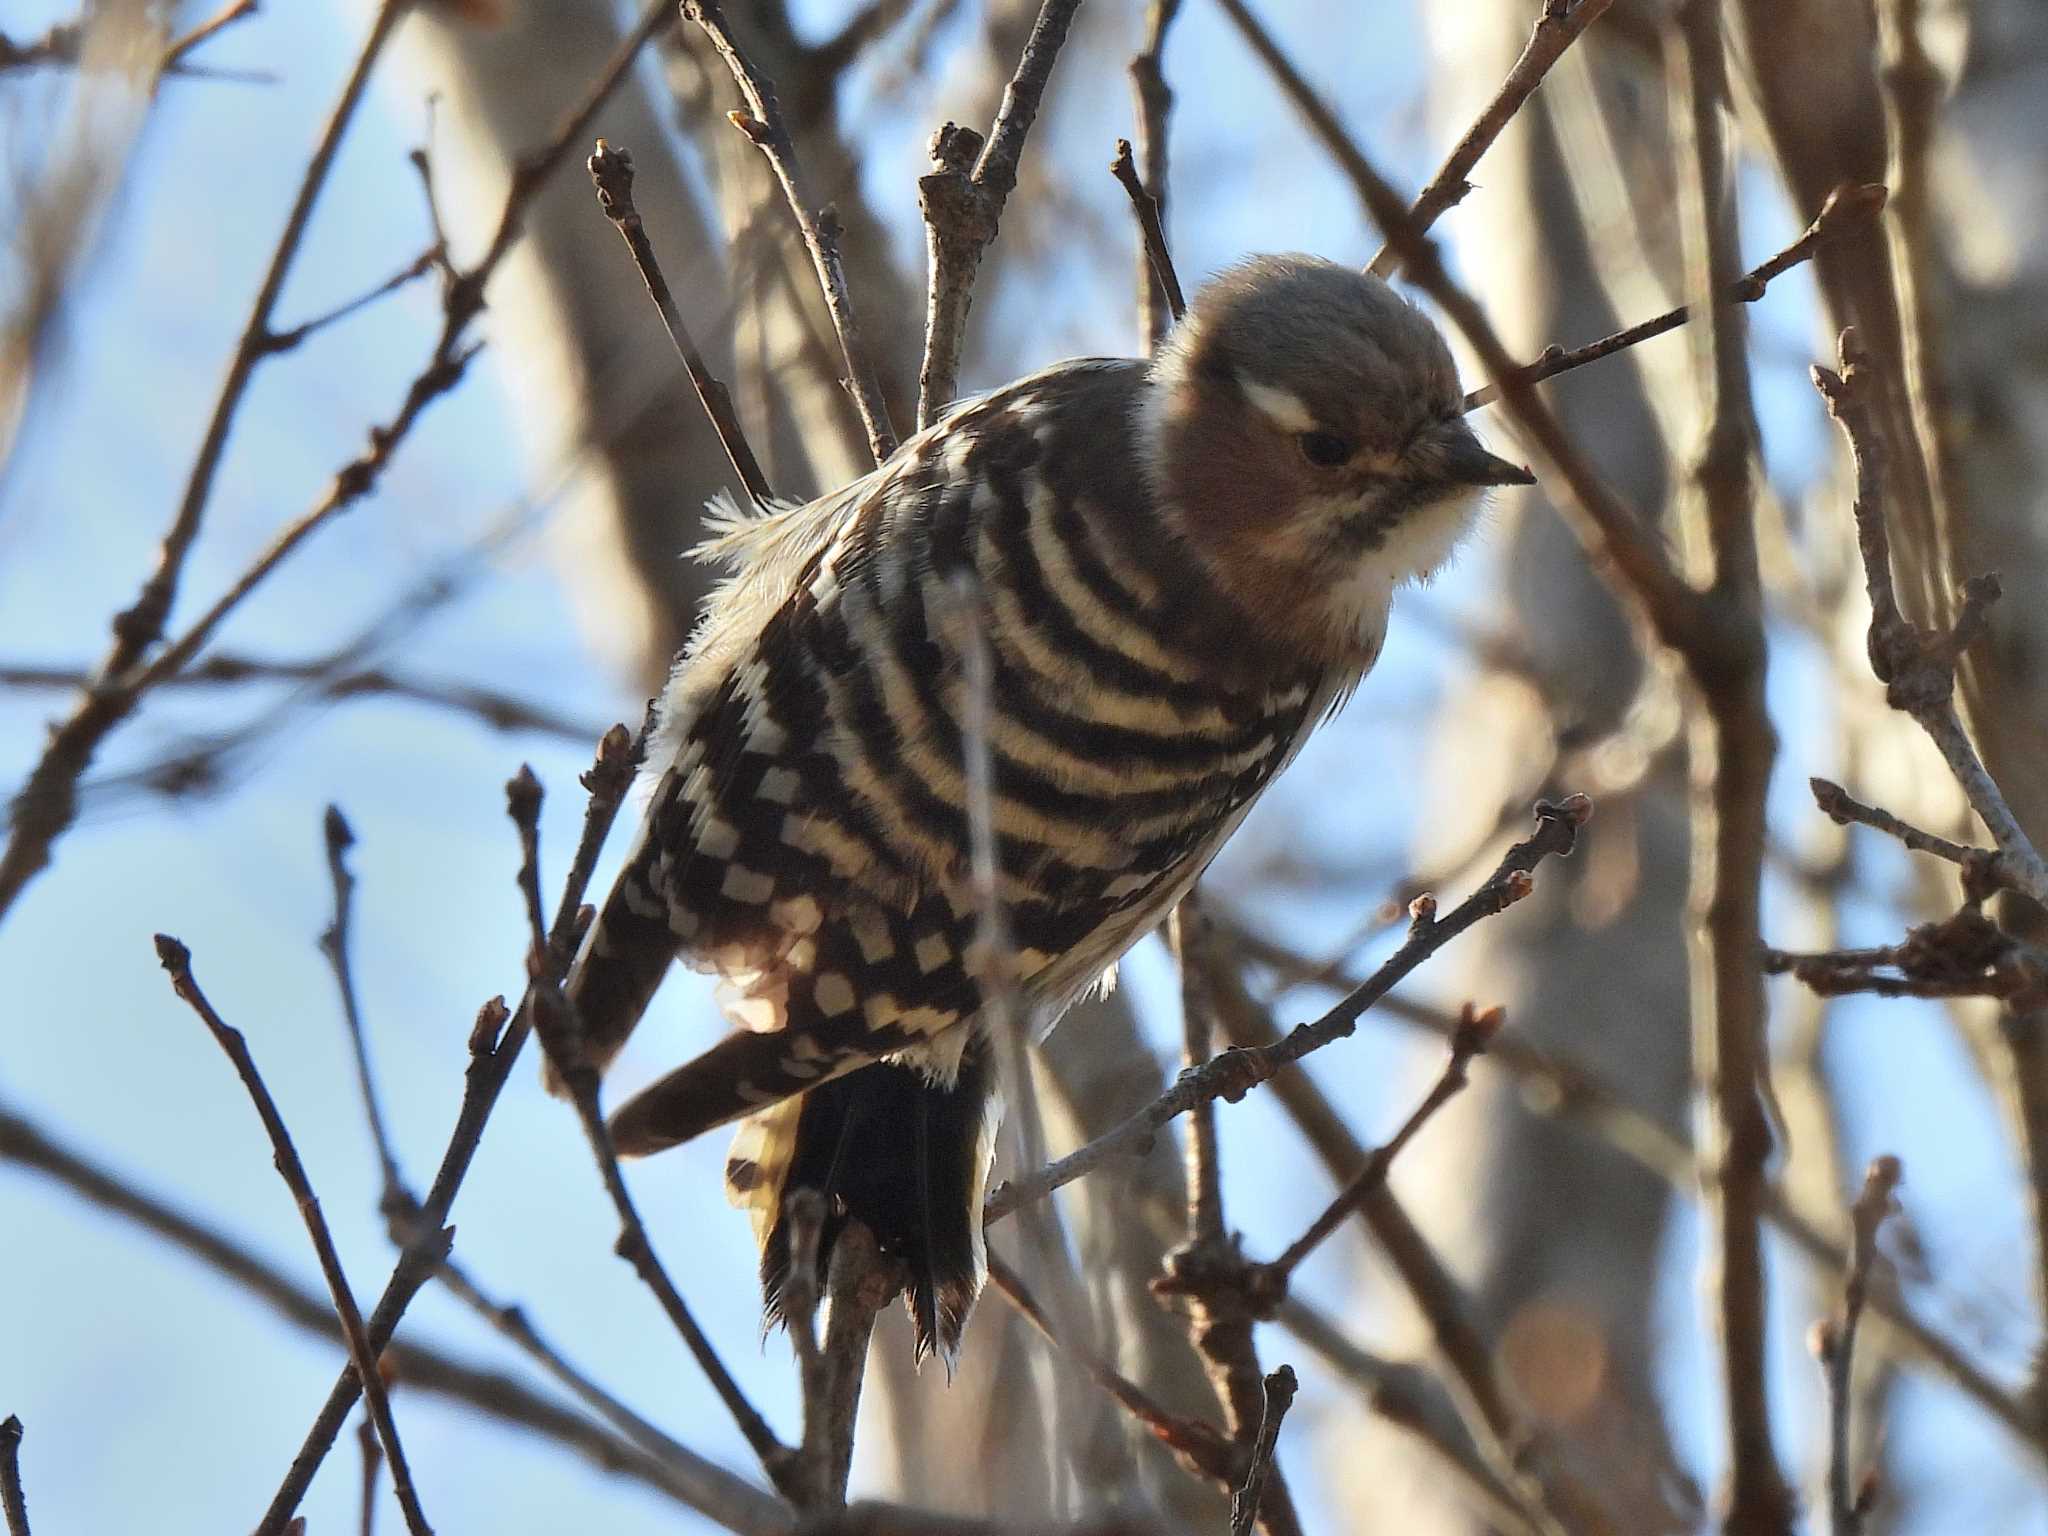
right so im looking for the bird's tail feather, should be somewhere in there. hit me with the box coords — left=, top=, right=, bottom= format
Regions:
left=743, top=1039, right=1000, bottom=1367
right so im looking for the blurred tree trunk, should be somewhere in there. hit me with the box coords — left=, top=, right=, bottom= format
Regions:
left=1337, top=9, right=1694, bottom=1530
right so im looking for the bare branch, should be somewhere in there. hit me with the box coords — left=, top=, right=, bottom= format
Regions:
left=0, top=1101, right=790, bottom=1532
left=914, top=0, right=1085, bottom=427
left=1125, top=0, right=1185, bottom=349
left=0, top=1415, right=26, bottom=1536
left=1109, top=140, right=1185, bottom=334
left=256, top=721, right=645, bottom=1535
left=1258, top=1001, right=1502, bottom=1287
left=986, top=797, right=1588, bottom=1224
left=1229, top=1367, right=1297, bottom=1536
left=1814, top=334, right=2048, bottom=908
left=0, top=0, right=676, bottom=927
left=1369, top=0, right=1619, bottom=276
left=684, top=0, right=899, bottom=465
left=506, top=767, right=795, bottom=1494
left=588, top=138, right=775, bottom=507
left=153, top=936, right=436, bottom=1536
left=1462, top=183, right=1887, bottom=411
left=1816, top=1156, right=1904, bottom=1536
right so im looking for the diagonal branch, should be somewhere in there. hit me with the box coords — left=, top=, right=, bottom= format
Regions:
left=986, top=797, right=1588, bottom=1223
left=153, top=937, right=435, bottom=1536
left=1368, top=0, right=1619, bottom=276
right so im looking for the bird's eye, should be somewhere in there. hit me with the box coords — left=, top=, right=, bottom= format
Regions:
left=1297, top=431, right=1354, bottom=468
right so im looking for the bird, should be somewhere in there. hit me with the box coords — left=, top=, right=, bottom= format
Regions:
left=552, top=253, right=1534, bottom=1365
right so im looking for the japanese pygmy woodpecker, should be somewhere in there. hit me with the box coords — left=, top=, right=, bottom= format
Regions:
left=551, top=254, right=1534, bottom=1363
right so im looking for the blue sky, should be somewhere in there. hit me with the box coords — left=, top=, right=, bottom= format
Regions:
left=3, top=2, right=2044, bottom=1532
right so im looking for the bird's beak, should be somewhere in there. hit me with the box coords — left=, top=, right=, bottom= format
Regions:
left=1417, top=422, right=1537, bottom=488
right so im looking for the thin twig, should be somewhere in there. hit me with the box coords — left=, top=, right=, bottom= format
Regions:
left=1258, top=1001, right=1502, bottom=1286
left=0, top=1416, right=26, bottom=1536
left=319, top=806, right=405, bottom=1206
left=1461, top=183, right=1888, bottom=411
left=256, top=720, right=647, bottom=1536
left=0, top=1099, right=792, bottom=1533
left=1229, top=1367, right=1297, bottom=1536
left=1369, top=0, right=1618, bottom=276
left=357, top=1413, right=383, bottom=1536
left=507, top=766, right=795, bottom=1494
left=986, top=797, right=1588, bottom=1224
left=260, top=246, right=447, bottom=357
left=154, top=936, right=436, bottom=1536
left=1125, top=0, right=1185, bottom=349
left=810, top=1222, right=902, bottom=1508
left=684, top=0, right=898, bottom=465
left=1817, top=1157, right=1904, bottom=1536
left=1109, top=140, right=1185, bottom=332
left=156, top=0, right=258, bottom=77
left=913, top=0, right=1086, bottom=427
left=588, top=139, right=774, bottom=506
left=1809, top=777, right=2000, bottom=880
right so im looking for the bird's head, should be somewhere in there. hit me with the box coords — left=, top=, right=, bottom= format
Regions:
left=1142, top=254, right=1532, bottom=665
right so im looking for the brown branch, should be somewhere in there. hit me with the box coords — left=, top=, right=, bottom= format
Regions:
left=1368, top=0, right=1619, bottom=277
left=1227, top=920, right=2048, bottom=1474
left=357, top=1414, right=382, bottom=1536
left=588, top=138, right=775, bottom=507
left=986, top=796, right=1588, bottom=1224
left=260, top=246, right=447, bottom=358
left=1192, top=925, right=1619, bottom=1536
left=0, top=0, right=676, bottom=929
left=1258, top=1001, right=1502, bottom=1287
left=1125, top=0, right=1185, bottom=350
left=913, top=0, right=1085, bottom=427
left=684, top=0, right=898, bottom=465
left=1229, top=1367, right=1297, bottom=1536
left=1809, top=777, right=2006, bottom=886
left=1668, top=6, right=1790, bottom=1527
left=987, top=1256, right=1240, bottom=1490
left=0, top=1416, right=25, bottom=1536
left=0, top=1100, right=792, bottom=1533
left=1461, top=183, right=1888, bottom=411
left=506, top=766, right=795, bottom=1495
left=153, top=936, right=436, bottom=1536
left=1109, top=140, right=1186, bottom=335
left=1764, top=911, right=2048, bottom=1010
left=1816, top=1157, right=1904, bottom=1536
left=0, top=653, right=609, bottom=744
left=1813, top=334, right=2048, bottom=908
left=156, top=0, right=259, bottom=79
left=1159, top=900, right=1299, bottom=1535
left=255, top=720, right=645, bottom=1536
left=318, top=806, right=406, bottom=1208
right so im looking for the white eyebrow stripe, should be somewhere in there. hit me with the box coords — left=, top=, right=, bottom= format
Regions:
left=1237, top=375, right=1317, bottom=433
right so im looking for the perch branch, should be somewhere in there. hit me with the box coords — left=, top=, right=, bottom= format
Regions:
left=1110, top=140, right=1186, bottom=332
left=986, top=796, right=1587, bottom=1223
